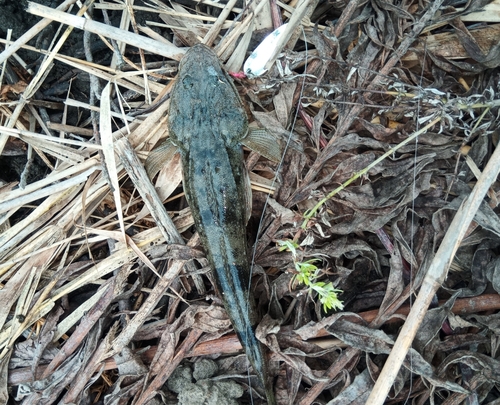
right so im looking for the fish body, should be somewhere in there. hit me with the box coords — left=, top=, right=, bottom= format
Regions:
left=168, top=44, right=275, bottom=404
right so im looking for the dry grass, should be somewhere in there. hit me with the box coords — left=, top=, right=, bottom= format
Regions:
left=1, top=0, right=500, bottom=404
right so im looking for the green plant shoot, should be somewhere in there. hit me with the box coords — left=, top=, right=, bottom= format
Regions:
left=278, top=240, right=344, bottom=312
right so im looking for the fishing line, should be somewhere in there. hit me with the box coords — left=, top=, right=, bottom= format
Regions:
left=402, top=37, right=427, bottom=405
left=246, top=24, right=309, bottom=400
left=249, top=26, right=309, bottom=290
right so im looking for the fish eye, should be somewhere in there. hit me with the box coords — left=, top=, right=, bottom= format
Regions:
left=182, top=75, right=194, bottom=88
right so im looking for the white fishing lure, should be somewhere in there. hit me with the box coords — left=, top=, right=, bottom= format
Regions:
left=243, top=23, right=289, bottom=78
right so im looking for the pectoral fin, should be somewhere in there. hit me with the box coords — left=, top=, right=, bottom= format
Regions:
left=145, top=138, right=179, bottom=179
left=242, top=129, right=282, bottom=163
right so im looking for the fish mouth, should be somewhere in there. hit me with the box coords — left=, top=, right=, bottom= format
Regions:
left=178, top=43, right=222, bottom=74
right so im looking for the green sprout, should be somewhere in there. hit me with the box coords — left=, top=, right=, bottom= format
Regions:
left=301, top=116, right=442, bottom=229
left=277, top=240, right=344, bottom=312
left=277, top=239, right=299, bottom=258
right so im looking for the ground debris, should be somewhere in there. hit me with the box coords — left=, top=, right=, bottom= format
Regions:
left=1, top=0, right=500, bottom=404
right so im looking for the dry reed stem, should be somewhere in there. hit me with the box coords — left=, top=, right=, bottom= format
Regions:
left=100, top=83, right=127, bottom=242
left=0, top=0, right=77, bottom=65
left=262, top=0, right=314, bottom=72
left=0, top=39, right=164, bottom=96
left=202, top=0, right=240, bottom=47
left=26, top=2, right=185, bottom=60
left=0, top=2, right=90, bottom=155
left=367, top=133, right=500, bottom=404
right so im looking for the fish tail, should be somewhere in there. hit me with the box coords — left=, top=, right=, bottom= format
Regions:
left=227, top=295, right=276, bottom=405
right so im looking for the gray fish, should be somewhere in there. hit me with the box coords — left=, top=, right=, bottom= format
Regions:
left=163, top=43, right=276, bottom=404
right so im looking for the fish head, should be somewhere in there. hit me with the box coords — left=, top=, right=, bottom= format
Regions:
left=168, top=44, right=248, bottom=149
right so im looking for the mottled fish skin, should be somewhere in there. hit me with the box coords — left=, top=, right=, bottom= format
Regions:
left=168, top=44, right=275, bottom=405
